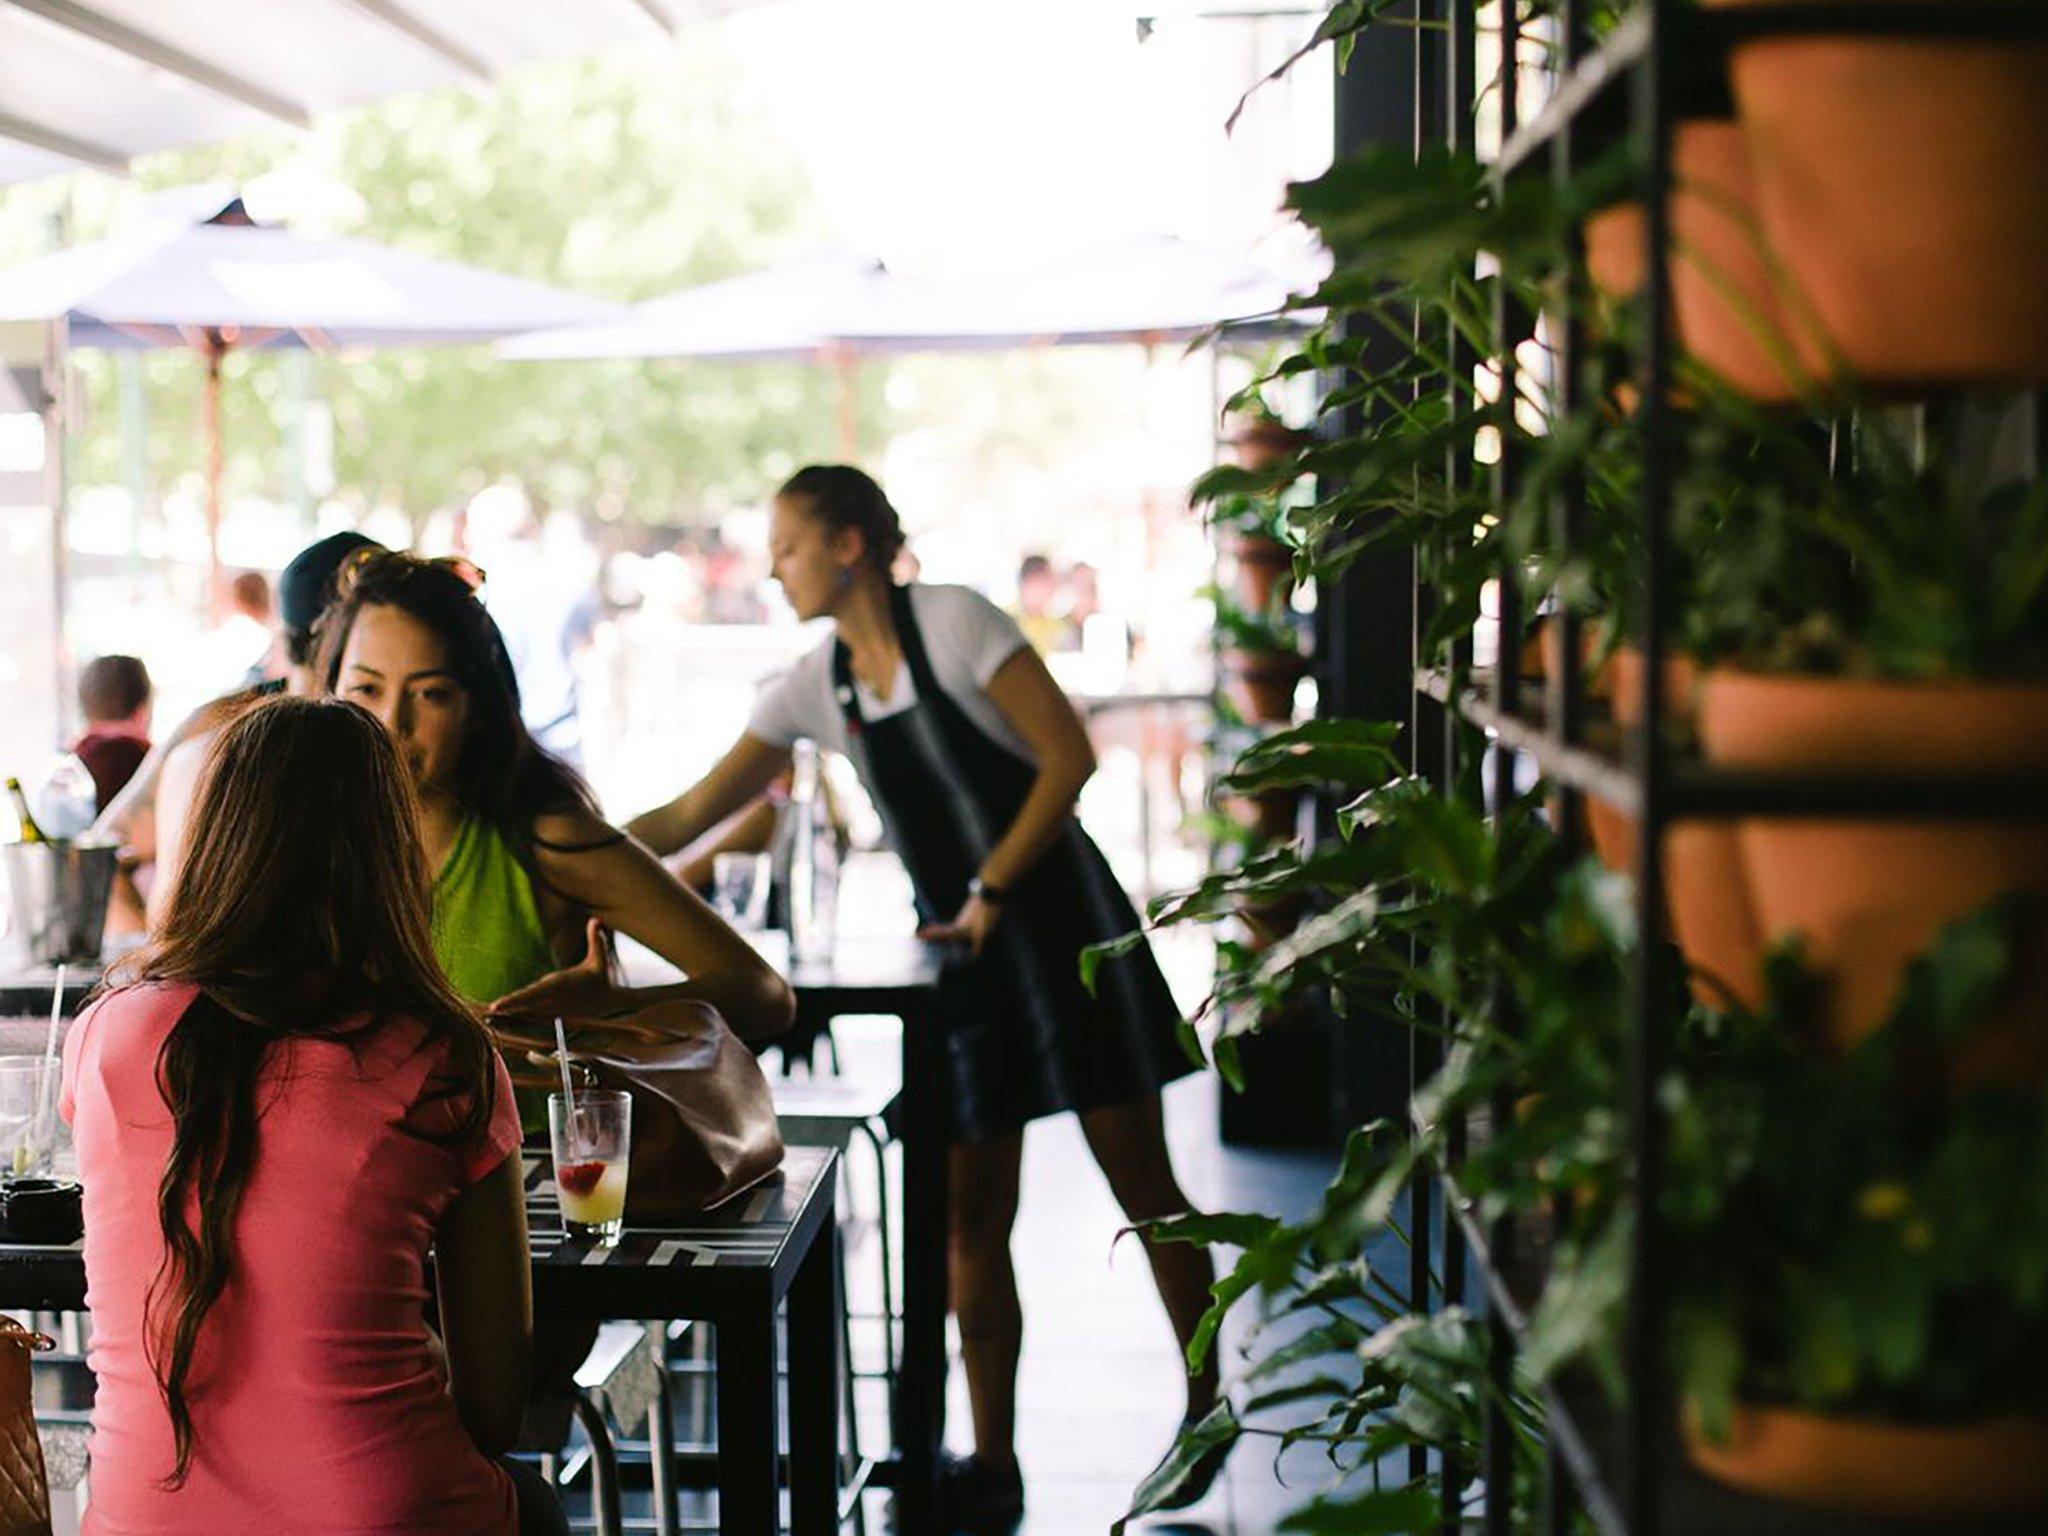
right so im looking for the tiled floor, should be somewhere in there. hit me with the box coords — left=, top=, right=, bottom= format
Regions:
left=928, top=1069, right=1340, bottom=1536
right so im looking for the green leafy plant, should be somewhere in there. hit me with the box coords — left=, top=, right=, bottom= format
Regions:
left=1671, top=410, right=2048, bottom=679
left=1207, top=488, right=1297, bottom=546
left=1208, top=583, right=1306, bottom=656
left=1663, top=899, right=2048, bottom=1436
left=1115, top=1131, right=1549, bottom=1533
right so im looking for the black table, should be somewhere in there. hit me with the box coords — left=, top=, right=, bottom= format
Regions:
left=0, top=1143, right=843, bottom=1536
left=0, top=963, right=94, bottom=1021
left=778, top=936, right=950, bottom=1536
left=3, top=932, right=953, bottom=1534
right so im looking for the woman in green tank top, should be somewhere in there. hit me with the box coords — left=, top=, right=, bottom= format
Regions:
left=314, top=552, right=794, bottom=1089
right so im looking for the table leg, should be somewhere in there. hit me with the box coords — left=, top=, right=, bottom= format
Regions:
left=788, top=1194, right=842, bottom=1536
left=893, top=989, right=949, bottom=1536
left=717, top=1307, right=782, bottom=1535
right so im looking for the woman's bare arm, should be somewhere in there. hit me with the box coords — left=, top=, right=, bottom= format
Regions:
left=433, top=1150, right=531, bottom=1456
left=973, top=647, right=1097, bottom=890
left=915, top=647, right=1097, bottom=954
left=501, top=806, right=795, bottom=1042
left=625, top=733, right=789, bottom=858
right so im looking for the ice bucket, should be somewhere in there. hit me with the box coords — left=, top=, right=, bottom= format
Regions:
left=2, top=841, right=116, bottom=965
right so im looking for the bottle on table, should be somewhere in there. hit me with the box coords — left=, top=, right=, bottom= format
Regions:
left=774, top=739, right=839, bottom=965
left=32, top=755, right=97, bottom=841
left=4, top=778, right=46, bottom=844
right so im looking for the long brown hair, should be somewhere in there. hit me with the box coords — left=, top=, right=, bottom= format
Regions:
left=117, top=695, right=497, bottom=1486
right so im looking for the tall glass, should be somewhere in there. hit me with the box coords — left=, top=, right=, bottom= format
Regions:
left=712, top=851, right=772, bottom=932
left=0, top=1059, right=57, bottom=1179
left=547, top=1089, right=631, bottom=1247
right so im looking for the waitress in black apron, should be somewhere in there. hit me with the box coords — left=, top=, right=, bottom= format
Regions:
left=629, top=466, right=1224, bottom=1525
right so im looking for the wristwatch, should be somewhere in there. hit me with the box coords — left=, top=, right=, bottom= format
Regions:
left=968, top=876, right=1008, bottom=905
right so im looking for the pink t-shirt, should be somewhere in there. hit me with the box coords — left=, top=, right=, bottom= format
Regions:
left=61, top=980, right=524, bottom=1536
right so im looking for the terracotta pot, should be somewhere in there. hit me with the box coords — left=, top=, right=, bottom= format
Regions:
left=1227, top=417, right=1311, bottom=474
left=1685, top=1405, right=2048, bottom=1520
left=1223, top=650, right=1306, bottom=724
left=1236, top=894, right=1307, bottom=953
left=1721, top=16, right=2048, bottom=388
left=1223, top=787, right=1299, bottom=845
left=1589, top=648, right=1765, bottom=1011
left=1698, top=671, right=2048, bottom=1055
left=1228, top=533, right=1293, bottom=616
left=1583, top=124, right=1801, bottom=400
left=1530, top=618, right=1614, bottom=702
left=1666, top=122, right=1803, bottom=400
left=1584, top=200, right=1648, bottom=304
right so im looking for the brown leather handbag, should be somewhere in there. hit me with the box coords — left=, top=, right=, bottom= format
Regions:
left=493, top=1000, right=785, bottom=1219
left=0, top=1316, right=53, bottom=1536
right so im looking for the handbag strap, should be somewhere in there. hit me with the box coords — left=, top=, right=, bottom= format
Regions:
left=0, top=1319, right=50, bottom=1354
left=486, top=1020, right=597, bottom=1094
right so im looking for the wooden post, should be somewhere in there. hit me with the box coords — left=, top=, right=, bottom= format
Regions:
left=202, top=329, right=226, bottom=619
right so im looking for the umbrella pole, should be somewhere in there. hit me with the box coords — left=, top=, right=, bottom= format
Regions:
left=832, top=345, right=858, bottom=460
left=202, top=330, right=226, bottom=620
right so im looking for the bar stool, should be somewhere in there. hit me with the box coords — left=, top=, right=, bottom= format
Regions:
left=772, top=1071, right=902, bottom=1457
left=520, top=1320, right=678, bottom=1536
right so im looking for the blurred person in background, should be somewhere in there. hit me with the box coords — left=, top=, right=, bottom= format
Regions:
left=93, top=532, right=382, bottom=927
left=1011, top=552, right=1072, bottom=655
left=628, top=465, right=1223, bottom=1525
left=64, top=696, right=565, bottom=1536
left=194, top=570, right=279, bottom=696
left=464, top=485, right=601, bottom=767
left=314, top=550, right=792, bottom=1122
left=73, top=655, right=153, bottom=811
left=74, top=653, right=156, bottom=937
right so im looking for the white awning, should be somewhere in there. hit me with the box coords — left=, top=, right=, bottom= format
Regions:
left=0, top=0, right=768, bottom=185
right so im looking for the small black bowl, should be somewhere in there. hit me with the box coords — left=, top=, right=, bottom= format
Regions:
left=0, top=1178, right=82, bottom=1244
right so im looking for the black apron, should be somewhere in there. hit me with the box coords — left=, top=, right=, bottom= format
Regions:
left=832, top=585, right=1194, bottom=1143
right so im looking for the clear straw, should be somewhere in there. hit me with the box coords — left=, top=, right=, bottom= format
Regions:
left=553, top=1016, right=577, bottom=1142
left=37, top=963, right=64, bottom=1150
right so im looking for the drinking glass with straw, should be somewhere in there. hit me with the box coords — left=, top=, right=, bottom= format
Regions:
left=546, top=1017, right=631, bottom=1246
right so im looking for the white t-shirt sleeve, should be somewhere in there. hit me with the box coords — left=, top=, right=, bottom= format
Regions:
left=917, top=584, right=1031, bottom=691
left=744, top=647, right=834, bottom=750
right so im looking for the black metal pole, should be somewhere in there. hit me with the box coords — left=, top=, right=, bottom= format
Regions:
left=1622, top=0, right=1677, bottom=1527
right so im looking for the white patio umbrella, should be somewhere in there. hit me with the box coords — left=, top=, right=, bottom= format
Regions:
left=500, top=248, right=930, bottom=454
left=0, top=186, right=628, bottom=611
left=835, top=234, right=1314, bottom=351
left=500, top=238, right=1311, bottom=454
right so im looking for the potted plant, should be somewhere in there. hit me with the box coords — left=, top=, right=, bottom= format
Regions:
left=1666, top=905, right=2048, bottom=1516
left=1223, top=406, right=1311, bottom=474
left=1210, top=585, right=1309, bottom=725
left=1206, top=490, right=1298, bottom=616
left=1673, top=414, right=2048, bottom=1053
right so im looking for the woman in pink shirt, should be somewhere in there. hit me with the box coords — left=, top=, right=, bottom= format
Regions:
left=62, top=695, right=567, bottom=1536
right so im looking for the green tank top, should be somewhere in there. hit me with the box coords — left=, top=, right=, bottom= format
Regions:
left=431, top=814, right=558, bottom=1006
left=431, top=816, right=560, bottom=1134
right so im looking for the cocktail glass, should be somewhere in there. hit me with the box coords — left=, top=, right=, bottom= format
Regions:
left=548, top=1089, right=631, bottom=1246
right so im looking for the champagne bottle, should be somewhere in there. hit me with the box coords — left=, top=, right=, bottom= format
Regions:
left=5, top=777, right=46, bottom=844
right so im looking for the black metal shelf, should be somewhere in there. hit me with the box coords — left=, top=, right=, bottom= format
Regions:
left=1417, top=667, right=2048, bottom=820
left=1495, top=10, right=1648, bottom=179
left=1387, top=1, right=2048, bottom=1532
